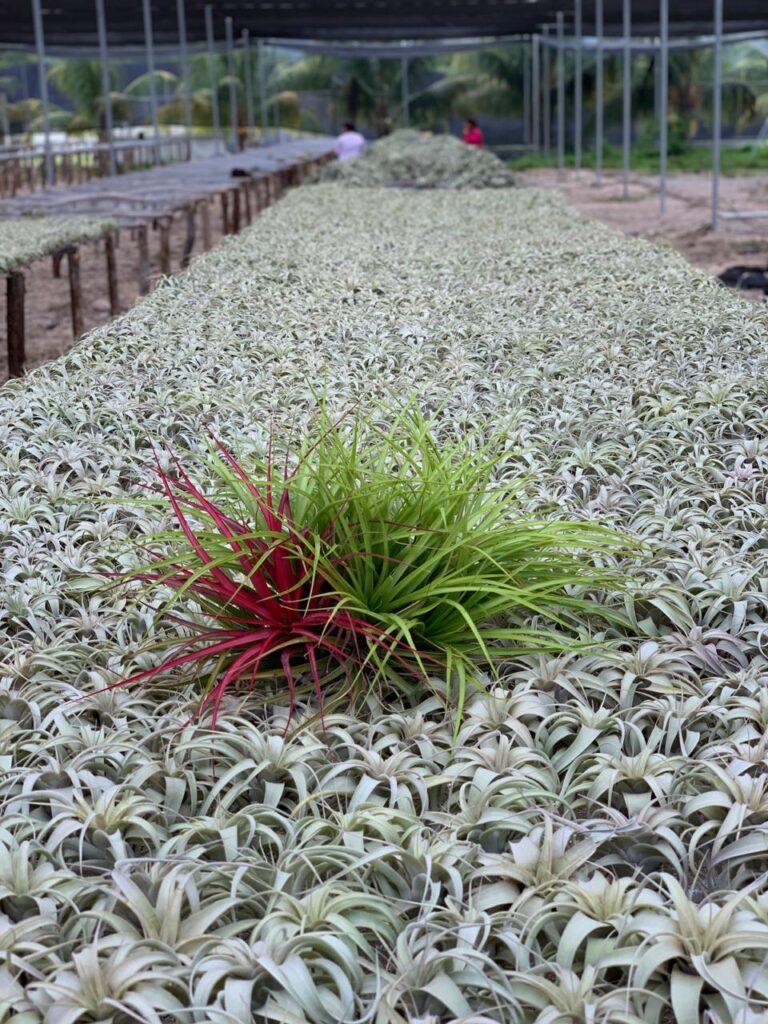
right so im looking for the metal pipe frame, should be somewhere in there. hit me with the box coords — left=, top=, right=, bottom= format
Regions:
left=205, top=4, right=223, bottom=154
left=176, top=0, right=193, bottom=142
left=532, top=34, right=541, bottom=152
left=31, top=0, right=53, bottom=187
left=574, top=0, right=582, bottom=170
left=258, top=38, right=269, bottom=141
left=542, top=24, right=551, bottom=160
left=556, top=11, right=565, bottom=177
left=141, top=0, right=161, bottom=164
left=622, top=0, right=632, bottom=198
left=225, top=16, right=238, bottom=152
left=595, top=0, right=604, bottom=185
left=401, top=53, right=410, bottom=128
left=95, top=0, right=116, bottom=176
left=659, top=0, right=669, bottom=213
left=523, top=38, right=531, bottom=148
left=711, top=0, right=723, bottom=230
left=242, top=29, right=255, bottom=139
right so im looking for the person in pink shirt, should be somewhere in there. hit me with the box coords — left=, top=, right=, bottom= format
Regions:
left=462, top=119, right=484, bottom=148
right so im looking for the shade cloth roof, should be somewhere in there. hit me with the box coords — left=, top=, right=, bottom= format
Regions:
left=2, top=0, right=766, bottom=49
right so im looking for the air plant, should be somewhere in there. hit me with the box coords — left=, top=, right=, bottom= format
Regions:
left=117, top=406, right=627, bottom=729
left=0, top=215, right=117, bottom=275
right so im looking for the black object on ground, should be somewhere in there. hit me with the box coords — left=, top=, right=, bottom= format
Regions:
left=718, top=264, right=768, bottom=294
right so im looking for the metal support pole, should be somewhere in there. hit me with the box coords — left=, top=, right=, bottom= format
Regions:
left=622, top=0, right=632, bottom=198
left=595, top=0, right=604, bottom=185
left=574, top=0, right=582, bottom=170
left=258, top=38, right=268, bottom=141
left=556, top=12, right=565, bottom=177
left=176, top=0, right=193, bottom=145
left=225, top=16, right=238, bottom=152
left=532, top=35, right=541, bottom=152
left=95, top=0, right=116, bottom=177
left=141, top=0, right=161, bottom=164
left=31, top=0, right=53, bottom=187
left=401, top=54, right=410, bottom=128
left=523, top=40, right=531, bottom=147
left=711, top=0, right=723, bottom=230
left=205, top=4, right=223, bottom=155
left=242, top=29, right=255, bottom=141
left=543, top=25, right=551, bottom=161
left=659, top=0, right=669, bottom=213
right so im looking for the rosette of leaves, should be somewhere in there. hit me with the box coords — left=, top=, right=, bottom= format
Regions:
left=117, top=407, right=627, bottom=728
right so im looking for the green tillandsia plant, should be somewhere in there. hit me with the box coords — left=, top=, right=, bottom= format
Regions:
left=115, top=404, right=632, bottom=732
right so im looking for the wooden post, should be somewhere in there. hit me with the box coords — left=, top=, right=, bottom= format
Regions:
left=231, top=187, right=241, bottom=233
left=67, top=246, right=84, bottom=340
left=201, top=199, right=212, bottom=251
left=105, top=231, right=119, bottom=315
left=220, top=191, right=229, bottom=235
left=158, top=218, right=172, bottom=276
left=181, top=204, right=196, bottom=268
left=243, top=181, right=252, bottom=225
left=52, top=251, right=64, bottom=278
left=6, top=271, right=25, bottom=378
left=137, top=224, right=150, bottom=295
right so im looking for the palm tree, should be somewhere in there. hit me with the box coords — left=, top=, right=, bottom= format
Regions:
left=48, top=58, right=130, bottom=134
left=276, top=53, right=447, bottom=136
left=429, top=45, right=527, bottom=121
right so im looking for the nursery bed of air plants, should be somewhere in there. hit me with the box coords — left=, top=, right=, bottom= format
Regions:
left=311, top=128, right=517, bottom=189
left=2, top=183, right=768, bottom=1022
left=0, top=215, right=117, bottom=274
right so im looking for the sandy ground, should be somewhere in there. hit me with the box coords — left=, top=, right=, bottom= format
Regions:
left=2, top=170, right=766, bottom=385
left=519, top=167, right=768, bottom=291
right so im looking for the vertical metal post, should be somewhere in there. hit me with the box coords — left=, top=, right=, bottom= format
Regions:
left=176, top=0, right=193, bottom=145
left=622, top=0, right=632, bottom=198
left=543, top=25, right=551, bottom=161
left=95, top=0, right=116, bottom=177
left=401, top=54, right=410, bottom=128
left=523, top=39, right=531, bottom=147
left=659, top=0, right=669, bottom=213
left=711, top=0, right=723, bottom=230
left=574, top=0, right=583, bottom=170
left=141, top=0, right=161, bottom=164
left=242, top=29, right=255, bottom=141
left=225, top=16, right=238, bottom=152
left=205, top=4, right=223, bottom=154
left=556, top=12, right=565, bottom=177
left=595, top=0, right=604, bottom=185
left=31, top=0, right=53, bottom=187
left=258, top=38, right=268, bottom=141
left=532, top=34, right=541, bottom=152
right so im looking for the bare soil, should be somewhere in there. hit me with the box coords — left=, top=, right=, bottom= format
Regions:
left=2, top=170, right=766, bottom=385
left=519, top=167, right=768, bottom=299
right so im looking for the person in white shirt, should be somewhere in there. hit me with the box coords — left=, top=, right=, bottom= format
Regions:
left=335, top=122, right=367, bottom=161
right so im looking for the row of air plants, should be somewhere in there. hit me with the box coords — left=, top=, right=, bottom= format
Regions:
left=2, top=183, right=768, bottom=1021
left=311, top=128, right=517, bottom=188
left=122, top=406, right=625, bottom=730
left=0, top=214, right=116, bottom=273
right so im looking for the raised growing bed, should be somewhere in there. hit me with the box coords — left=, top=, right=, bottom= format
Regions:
left=2, top=184, right=768, bottom=1022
